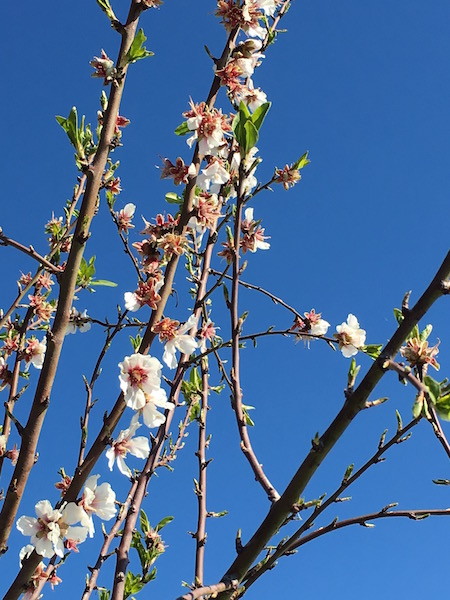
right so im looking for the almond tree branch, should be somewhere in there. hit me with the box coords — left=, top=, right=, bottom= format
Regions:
left=209, top=269, right=302, bottom=320
left=0, top=229, right=64, bottom=274
left=0, top=307, right=34, bottom=481
left=2, top=1, right=149, bottom=595
left=215, top=250, right=450, bottom=598
left=194, top=355, right=210, bottom=587
left=228, top=163, right=279, bottom=503
left=290, top=507, right=450, bottom=549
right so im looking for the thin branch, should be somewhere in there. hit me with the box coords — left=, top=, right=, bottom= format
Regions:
left=209, top=269, right=302, bottom=320
left=194, top=355, right=210, bottom=587
left=0, top=229, right=64, bottom=274
left=290, top=507, right=450, bottom=550
left=228, top=162, right=279, bottom=503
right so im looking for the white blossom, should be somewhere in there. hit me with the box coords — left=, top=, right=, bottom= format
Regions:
left=139, top=387, right=175, bottom=428
left=76, top=475, right=117, bottom=537
left=16, top=500, right=88, bottom=558
left=197, top=161, right=230, bottom=194
left=65, top=308, right=91, bottom=335
left=335, top=314, right=366, bottom=358
left=118, top=354, right=164, bottom=410
left=162, top=314, right=199, bottom=369
left=106, top=418, right=150, bottom=476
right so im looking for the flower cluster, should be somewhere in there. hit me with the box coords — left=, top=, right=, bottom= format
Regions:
left=216, top=39, right=267, bottom=110
left=17, top=476, right=116, bottom=560
left=216, top=0, right=282, bottom=38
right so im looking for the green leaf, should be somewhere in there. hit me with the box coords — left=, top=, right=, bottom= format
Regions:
left=174, top=121, right=190, bottom=136
left=90, top=279, right=118, bottom=287
left=140, top=509, right=150, bottom=535
left=165, top=192, right=183, bottom=204
left=238, top=101, right=250, bottom=120
left=420, top=324, right=433, bottom=341
left=155, top=515, right=173, bottom=532
left=124, top=571, right=144, bottom=598
left=424, top=375, right=441, bottom=405
left=242, top=404, right=255, bottom=427
left=393, top=307, right=404, bottom=325
left=243, top=120, right=258, bottom=154
left=360, top=344, right=382, bottom=359
left=250, top=101, right=271, bottom=131
left=292, top=151, right=310, bottom=170
left=412, top=395, right=423, bottom=418
left=96, top=0, right=117, bottom=21
left=121, top=29, right=154, bottom=68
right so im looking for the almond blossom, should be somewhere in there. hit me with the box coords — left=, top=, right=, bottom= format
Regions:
left=106, top=418, right=150, bottom=476
left=76, top=475, right=117, bottom=537
left=124, top=275, right=164, bottom=312
left=138, top=387, right=175, bottom=428
left=16, top=500, right=88, bottom=558
left=90, top=50, right=116, bottom=84
left=23, top=337, right=46, bottom=370
left=153, top=314, right=199, bottom=369
left=400, top=337, right=440, bottom=371
left=292, top=309, right=330, bottom=339
left=119, top=354, right=165, bottom=410
left=197, top=159, right=230, bottom=194
left=65, top=308, right=91, bottom=335
left=240, top=207, right=270, bottom=253
left=183, top=101, right=231, bottom=157
left=116, top=203, right=136, bottom=233
left=335, top=314, right=366, bottom=358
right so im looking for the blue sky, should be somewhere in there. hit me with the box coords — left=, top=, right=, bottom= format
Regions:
left=1, top=1, right=450, bottom=598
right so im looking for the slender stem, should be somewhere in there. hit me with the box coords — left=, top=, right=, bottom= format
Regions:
left=0, top=229, right=64, bottom=274
left=290, top=507, right=450, bottom=549
left=194, top=356, right=209, bottom=586
left=209, top=269, right=302, bottom=320
left=77, top=309, right=129, bottom=467
left=229, top=163, right=279, bottom=503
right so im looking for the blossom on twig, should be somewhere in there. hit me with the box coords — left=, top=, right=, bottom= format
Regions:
left=106, top=418, right=150, bottom=476
left=16, top=500, right=88, bottom=558
left=118, top=354, right=165, bottom=410
left=334, top=314, right=366, bottom=358
left=153, top=314, right=199, bottom=369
